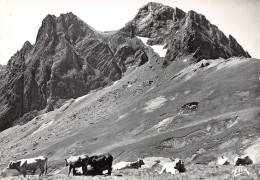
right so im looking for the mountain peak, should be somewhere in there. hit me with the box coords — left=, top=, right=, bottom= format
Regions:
left=131, top=3, right=250, bottom=61
left=174, top=7, right=186, bottom=20
left=35, top=14, right=57, bottom=42
left=58, top=11, right=79, bottom=22
left=21, top=41, right=33, bottom=55
left=42, top=14, right=57, bottom=26
left=146, top=2, right=166, bottom=9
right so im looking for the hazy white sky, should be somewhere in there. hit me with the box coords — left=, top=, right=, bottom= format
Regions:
left=0, top=0, right=259, bottom=65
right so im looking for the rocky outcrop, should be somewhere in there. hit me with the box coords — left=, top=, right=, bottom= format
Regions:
left=130, top=2, right=251, bottom=61
left=0, top=12, right=148, bottom=131
left=0, top=64, right=6, bottom=79
left=0, top=3, right=251, bottom=131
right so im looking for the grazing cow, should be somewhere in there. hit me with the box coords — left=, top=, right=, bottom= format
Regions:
left=216, top=156, right=230, bottom=165
left=7, top=156, right=48, bottom=177
left=235, top=156, right=253, bottom=166
left=113, top=158, right=145, bottom=170
left=87, top=153, right=113, bottom=175
left=159, top=158, right=185, bottom=175
left=65, top=154, right=89, bottom=176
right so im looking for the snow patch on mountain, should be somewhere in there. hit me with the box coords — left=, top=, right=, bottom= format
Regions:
left=137, top=36, right=167, bottom=57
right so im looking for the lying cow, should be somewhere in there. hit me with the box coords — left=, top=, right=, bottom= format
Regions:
left=235, top=156, right=253, bottom=166
left=87, top=153, right=113, bottom=175
left=159, top=158, right=185, bottom=175
left=216, top=156, right=230, bottom=165
left=113, top=158, right=145, bottom=170
left=7, top=156, right=48, bottom=177
left=65, top=154, right=89, bottom=176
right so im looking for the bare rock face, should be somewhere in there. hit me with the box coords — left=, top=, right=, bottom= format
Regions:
left=0, top=12, right=148, bottom=131
left=130, top=2, right=251, bottom=61
left=0, top=3, right=251, bottom=131
left=0, top=42, right=33, bottom=131
left=0, top=64, right=6, bottom=79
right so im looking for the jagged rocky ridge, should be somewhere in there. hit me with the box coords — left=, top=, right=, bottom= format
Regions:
left=130, top=2, right=250, bottom=61
left=0, top=2, right=251, bottom=131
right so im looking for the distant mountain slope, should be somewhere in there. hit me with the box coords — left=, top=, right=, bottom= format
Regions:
left=0, top=2, right=251, bottom=132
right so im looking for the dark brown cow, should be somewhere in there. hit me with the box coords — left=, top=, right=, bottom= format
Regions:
left=86, top=153, right=113, bottom=175
left=235, top=156, right=253, bottom=166
left=7, top=156, right=48, bottom=177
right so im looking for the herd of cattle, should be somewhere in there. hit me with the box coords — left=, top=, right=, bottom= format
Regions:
left=6, top=153, right=254, bottom=177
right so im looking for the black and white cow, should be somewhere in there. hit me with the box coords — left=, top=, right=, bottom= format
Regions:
left=159, top=158, right=185, bottom=175
left=65, top=154, right=89, bottom=176
left=113, top=158, right=145, bottom=170
left=216, top=156, right=230, bottom=165
left=7, top=156, right=48, bottom=177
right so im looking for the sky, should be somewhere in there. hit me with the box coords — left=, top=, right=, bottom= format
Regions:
left=0, top=0, right=259, bottom=65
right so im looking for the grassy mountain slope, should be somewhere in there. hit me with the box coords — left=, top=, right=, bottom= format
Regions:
left=1, top=55, right=259, bottom=179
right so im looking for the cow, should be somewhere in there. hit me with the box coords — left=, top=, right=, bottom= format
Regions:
left=235, top=156, right=253, bottom=166
left=159, top=158, right=185, bottom=175
left=86, top=153, right=113, bottom=175
left=65, top=154, right=89, bottom=176
left=113, top=158, right=145, bottom=170
left=7, top=156, right=48, bottom=177
left=216, top=156, right=230, bottom=165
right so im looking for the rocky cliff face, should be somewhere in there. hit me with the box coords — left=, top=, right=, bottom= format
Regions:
left=0, top=64, right=6, bottom=79
left=130, top=2, right=251, bottom=61
left=0, top=12, right=148, bottom=131
left=0, top=3, right=251, bottom=131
